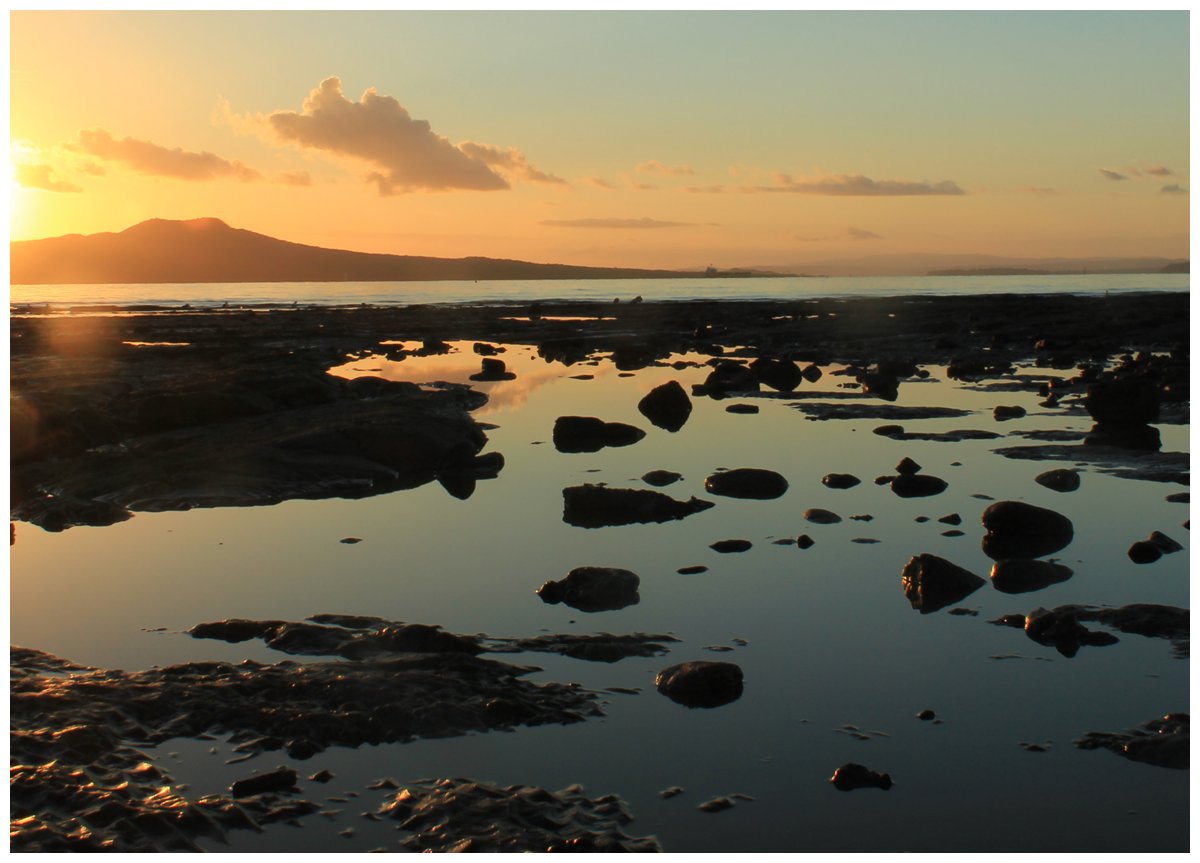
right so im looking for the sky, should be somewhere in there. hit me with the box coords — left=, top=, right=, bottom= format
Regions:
left=8, top=10, right=1191, bottom=270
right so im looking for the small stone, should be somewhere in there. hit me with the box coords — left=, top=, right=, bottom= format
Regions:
left=895, top=457, right=922, bottom=475
left=677, top=565, right=708, bottom=575
left=339, top=537, right=362, bottom=544
left=725, top=403, right=760, bottom=414
left=993, top=405, right=1026, bottom=421
left=698, top=797, right=735, bottom=813
left=822, top=473, right=861, bottom=489
left=659, top=786, right=685, bottom=799
left=1127, top=541, right=1162, bottom=564
left=710, top=539, right=753, bottom=554
left=804, top=508, right=841, bottom=524
left=797, top=535, right=815, bottom=549
left=829, top=763, right=892, bottom=792
left=309, top=769, right=334, bottom=783
left=917, top=710, right=936, bottom=721
left=937, top=513, right=962, bottom=525
left=1035, top=469, right=1081, bottom=493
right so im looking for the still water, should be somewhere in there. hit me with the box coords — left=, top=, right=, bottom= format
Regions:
left=9, top=340, right=1189, bottom=852
left=9, top=272, right=1189, bottom=309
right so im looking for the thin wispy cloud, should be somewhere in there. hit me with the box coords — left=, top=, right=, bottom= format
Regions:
left=636, top=160, right=695, bottom=177
left=540, top=217, right=701, bottom=229
left=68, top=129, right=261, bottom=182
left=1146, top=165, right=1174, bottom=177
left=1098, top=169, right=1128, bottom=181
left=585, top=177, right=616, bottom=190
left=15, top=163, right=82, bottom=193
left=754, top=173, right=965, bottom=196
left=847, top=226, right=882, bottom=240
left=796, top=227, right=883, bottom=242
left=685, top=185, right=727, bottom=194
left=1023, top=186, right=1058, bottom=195
left=276, top=171, right=313, bottom=186
left=631, top=182, right=657, bottom=191
left=1160, top=184, right=1188, bottom=195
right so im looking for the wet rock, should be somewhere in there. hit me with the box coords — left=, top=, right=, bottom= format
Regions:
left=309, top=769, right=334, bottom=783
left=850, top=514, right=874, bottom=521
left=874, top=424, right=904, bottom=437
left=750, top=357, right=802, bottom=392
left=230, top=767, right=297, bottom=797
left=822, top=473, right=861, bottom=489
left=804, top=508, right=841, bottom=524
left=1084, top=422, right=1162, bottom=451
left=1075, top=713, right=1188, bottom=770
left=494, top=632, right=676, bottom=663
left=704, top=468, right=789, bottom=500
left=901, top=554, right=986, bottom=614
left=981, top=500, right=1074, bottom=560
left=829, top=763, right=892, bottom=792
left=473, top=342, right=502, bottom=355
left=1128, top=541, right=1162, bottom=564
left=469, top=358, right=516, bottom=381
left=562, top=484, right=715, bottom=528
left=710, top=539, right=752, bottom=554
left=536, top=567, right=641, bottom=613
left=1034, top=468, right=1080, bottom=492
left=890, top=474, right=948, bottom=498
left=1166, top=492, right=1189, bottom=504
left=656, top=661, right=744, bottom=708
left=989, top=559, right=1074, bottom=594
left=376, top=778, right=661, bottom=852
left=797, top=535, right=815, bottom=549
left=552, top=416, right=645, bottom=453
left=641, top=469, right=682, bottom=487
left=1023, top=607, right=1120, bottom=657
left=187, top=619, right=290, bottom=643
left=725, top=403, right=760, bottom=414
left=339, top=536, right=362, bottom=544
left=993, top=405, right=1026, bottom=421
left=637, top=380, right=692, bottom=432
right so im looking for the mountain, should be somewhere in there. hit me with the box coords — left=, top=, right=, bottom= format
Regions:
left=774, top=252, right=1188, bottom=277
left=10, top=218, right=704, bottom=285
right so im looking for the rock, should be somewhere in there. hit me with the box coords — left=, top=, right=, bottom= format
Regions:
left=656, top=661, right=744, bottom=708
left=677, top=565, right=708, bottom=574
left=469, top=358, right=516, bottom=381
left=829, top=763, right=892, bottom=792
left=1023, top=607, right=1119, bottom=657
left=1127, top=541, right=1162, bottom=564
left=339, top=537, right=362, bottom=544
left=895, top=457, right=921, bottom=475
left=641, top=469, right=682, bottom=487
left=822, top=473, right=861, bottom=489
left=700, top=362, right=759, bottom=397
left=1034, top=469, right=1080, bottom=492
left=989, top=559, right=1074, bottom=594
left=704, top=468, right=789, bottom=500
left=637, top=381, right=692, bottom=432
left=552, top=416, right=645, bottom=453
left=917, top=710, right=936, bottom=721
left=750, top=357, right=802, bottom=392
left=1148, top=531, right=1184, bottom=553
left=710, top=539, right=752, bottom=554
left=874, top=424, right=904, bottom=437
left=1086, top=377, right=1161, bottom=426
left=800, top=363, right=823, bottom=383
left=659, top=786, right=685, bottom=799
left=230, top=767, right=297, bottom=798
left=993, top=405, right=1026, bottom=421
left=890, top=473, right=949, bottom=498
left=797, top=535, right=815, bottom=549
left=901, top=554, right=986, bottom=614
left=697, top=797, right=736, bottom=813
left=535, top=567, right=640, bottom=612
left=937, top=513, right=962, bottom=525
left=472, top=342, right=502, bottom=355
left=804, top=508, right=841, bottom=524
left=1075, top=713, right=1188, bottom=770
left=562, top=484, right=714, bottom=528
left=725, top=403, right=759, bottom=414
left=981, top=500, right=1074, bottom=560
left=309, top=769, right=334, bottom=783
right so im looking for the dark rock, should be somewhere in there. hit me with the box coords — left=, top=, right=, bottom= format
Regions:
left=1086, top=377, right=1160, bottom=426
left=230, top=767, right=297, bottom=798
left=901, top=554, right=986, bottom=614
left=473, top=342, right=502, bottom=355
left=704, top=468, right=789, bottom=500
left=981, top=500, right=1074, bottom=560
left=637, top=380, right=692, bottom=432
left=1034, top=469, right=1081, bottom=492
left=801, top=363, right=823, bottom=383
left=1084, top=422, right=1162, bottom=451
left=890, top=475, right=948, bottom=498
left=1075, top=713, right=1188, bottom=770
left=563, top=484, right=714, bottom=528
left=993, top=405, right=1026, bottom=421
left=338, top=624, right=484, bottom=659
left=797, top=535, right=815, bottom=549
left=804, top=508, right=841, bottom=524
left=942, top=529, right=965, bottom=537
left=339, top=537, right=362, bottom=544
left=1148, top=531, right=1184, bottom=553
left=641, top=469, right=682, bottom=487
left=937, top=513, right=962, bottom=525
left=1166, top=492, right=1190, bottom=503
left=535, top=567, right=640, bottom=612
left=659, top=786, right=685, bottom=799
left=188, top=619, right=289, bottom=643
left=917, top=710, right=936, bottom=721
left=497, top=632, right=676, bottom=663
left=700, top=362, right=759, bottom=397
left=829, top=763, right=892, bottom=792
left=989, top=559, right=1074, bottom=594
left=469, top=358, right=516, bottom=381
left=850, top=514, right=874, bottom=521
left=552, top=416, right=645, bottom=453
left=822, top=473, right=861, bottom=489
left=656, top=661, right=744, bottom=708
left=724, top=403, right=760, bottom=414
left=895, top=457, right=922, bottom=475
left=308, top=769, right=334, bottom=783
left=1127, top=541, right=1162, bottom=564
left=750, top=357, right=802, bottom=392
left=710, top=539, right=752, bottom=554
left=677, top=565, right=708, bottom=575
left=873, top=424, right=904, bottom=437
left=1023, top=607, right=1119, bottom=657
left=698, top=797, right=736, bottom=813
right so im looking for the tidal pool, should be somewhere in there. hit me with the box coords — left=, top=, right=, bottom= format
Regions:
left=10, top=340, right=1189, bottom=852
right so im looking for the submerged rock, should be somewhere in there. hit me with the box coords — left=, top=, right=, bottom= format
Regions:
left=637, top=380, right=692, bottom=432
left=901, top=554, right=986, bottom=614
left=989, top=559, right=1074, bottom=594
left=552, top=416, right=645, bottom=453
left=562, top=484, right=714, bottom=528
left=829, top=763, right=892, bottom=792
left=656, top=661, right=744, bottom=708
left=981, top=500, right=1074, bottom=560
left=536, top=567, right=641, bottom=612
left=704, top=468, right=789, bottom=500
left=1075, top=713, right=1188, bottom=770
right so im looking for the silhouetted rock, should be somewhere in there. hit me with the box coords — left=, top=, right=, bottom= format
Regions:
left=1076, top=713, right=1188, bottom=770
left=725, top=403, right=759, bottom=414
left=552, top=416, right=645, bottom=453
left=677, top=565, right=708, bottom=574
left=704, top=468, right=789, bottom=499
left=656, top=661, right=744, bottom=708
left=699, top=361, right=759, bottom=397
left=981, top=500, right=1074, bottom=560
left=890, top=474, right=948, bottom=498
left=710, top=539, right=752, bottom=554
left=797, top=534, right=815, bottom=548
left=829, top=763, right=892, bottom=792
left=993, top=405, right=1026, bottom=421
left=469, top=358, right=515, bottom=381
left=1023, top=607, right=1119, bottom=657
left=535, top=567, right=640, bottom=612
left=822, top=473, right=861, bottom=489
left=230, top=767, right=297, bottom=798
left=750, top=357, right=802, bottom=392
left=901, top=553, right=986, bottom=614
left=895, top=457, right=922, bottom=475
left=563, top=484, right=714, bottom=528
left=801, top=363, right=823, bottom=383
left=637, top=380, right=692, bottom=432
left=989, top=559, right=1074, bottom=594
left=1086, top=377, right=1160, bottom=426
left=804, top=508, right=841, bottom=524
left=1035, top=468, right=1081, bottom=492
left=641, top=469, right=682, bottom=487
left=473, top=342, right=502, bottom=355
left=937, top=513, right=962, bottom=525
left=1128, top=541, right=1162, bottom=564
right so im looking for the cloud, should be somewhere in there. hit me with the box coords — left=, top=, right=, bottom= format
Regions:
left=685, top=185, right=728, bottom=194
left=458, top=141, right=567, bottom=185
left=68, top=129, right=261, bottom=181
left=15, top=163, right=82, bottom=193
left=540, top=217, right=700, bottom=229
left=266, top=76, right=566, bottom=196
left=636, top=160, right=695, bottom=176
left=631, top=182, right=656, bottom=191
left=80, top=162, right=106, bottom=176
left=1023, top=186, right=1057, bottom=195
left=585, top=177, right=616, bottom=189
left=1160, top=184, right=1188, bottom=195
left=276, top=171, right=313, bottom=186
left=1146, top=165, right=1174, bottom=177
left=1098, top=168, right=1128, bottom=181
left=754, top=173, right=965, bottom=196
left=847, top=226, right=882, bottom=241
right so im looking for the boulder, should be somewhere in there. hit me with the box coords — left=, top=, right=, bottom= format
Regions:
left=230, top=767, right=297, bottom=798
left=989, top=559, right=1074, bottom=594
left=1024, top=607, right=1119, bottom=657
left=901, top=554, right=986, bottom=614
left=563, top=485, right=714, bottom=528
left=536, top=567, right=640, bottom=612
left=655, top=661, right=744, bottom=708
left=981, top=501, right=1074, bottom=560
left=1034, top=469, right=1080, bottom=493
left=637, top=381, right=692, bottom=432
left=704, top=468, right=789, bottom=500
left=552, top=416, right=645, bottom=453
